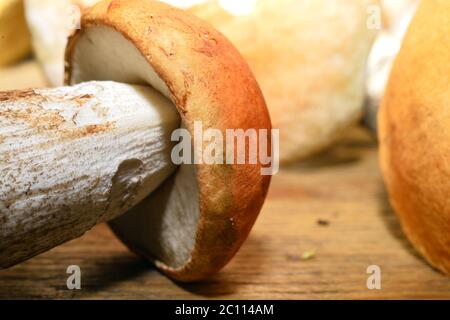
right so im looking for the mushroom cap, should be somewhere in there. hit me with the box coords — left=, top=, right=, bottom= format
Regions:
left=65, top=0, right=272, bottom=281
left=379, top=0, right=450, bottom=274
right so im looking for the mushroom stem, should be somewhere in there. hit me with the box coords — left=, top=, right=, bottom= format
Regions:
left=0, top=81, right=180, bottom=268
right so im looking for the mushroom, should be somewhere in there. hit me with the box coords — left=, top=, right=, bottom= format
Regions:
left=23, top=0, right=203, bottom=86
left=0, top=81, right=180, bottom=267
left=379, top=0, right=450, bottom=275
left=0, top=0, right=272, bottom=282
left=24, top=0, right=99, bottom=86
left=25, top=0, right=378, bottom=163
left=364, top=0, right=419, bottom=133
left=0, top=0, right=31, bottom=66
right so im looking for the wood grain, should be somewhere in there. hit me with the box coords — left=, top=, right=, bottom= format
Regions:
left=1, top=126, right=449, bottom=299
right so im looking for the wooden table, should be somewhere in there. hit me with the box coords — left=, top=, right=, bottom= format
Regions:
left=1, top=122, right=449, bottom=299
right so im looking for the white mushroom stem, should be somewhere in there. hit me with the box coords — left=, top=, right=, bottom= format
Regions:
left=0, top=81, right=180, bottom=268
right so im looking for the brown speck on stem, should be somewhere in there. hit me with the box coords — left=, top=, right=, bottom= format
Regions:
left=60, top=122, right=115, bottom=140
left=0, top=89, right=37, bottom=102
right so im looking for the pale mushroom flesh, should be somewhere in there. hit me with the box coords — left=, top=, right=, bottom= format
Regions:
left=69, top=25, right=201, bottom=269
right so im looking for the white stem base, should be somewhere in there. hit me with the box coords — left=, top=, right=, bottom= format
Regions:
left=0, top=81, right=180, bottom=268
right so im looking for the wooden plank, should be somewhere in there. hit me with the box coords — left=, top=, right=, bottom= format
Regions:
left=0, top=127, right=448, bottom=299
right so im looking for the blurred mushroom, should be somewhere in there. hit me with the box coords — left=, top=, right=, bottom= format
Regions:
left=364, top=0, right=419, bottom=133
left=189, top=0, right=379, bottom=163
left=0, top=0, right=31, bottom=66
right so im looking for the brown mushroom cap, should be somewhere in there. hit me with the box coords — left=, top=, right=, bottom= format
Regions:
left=379, top=0, right=450, bottom=275
left=65, top=0, right=272, bottom=281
